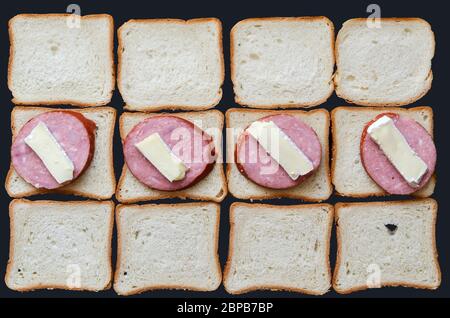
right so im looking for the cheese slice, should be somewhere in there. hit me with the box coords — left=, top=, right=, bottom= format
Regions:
left=246, top=121, right=314, bottom=180
left=24, top=122, right=74, bottom=184
left=135, top=133, right=187, bottom=182
left=367, top=115, right=428, bottom=187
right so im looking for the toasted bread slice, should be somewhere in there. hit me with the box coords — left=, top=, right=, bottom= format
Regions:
left=5, top=199, right=114, bottom=292
left=223, top=202, right=333, bottom=295
left=226, top=108, right=332, bottom=201
left=231, top=17, right=335, bottom=108
left=6, top=106, right=116, bottom=200
left=114, top=202, right=221, bottom=295
left=333, top=199, right=441, bottom=293
left=117, top=18, right=224, bottom=111
left=334, top=18, right=434, bottom=106
left=8, top=14, right=114, bottom=106
left=116, top=110, right=226, bottom=203
left=331, top=106, right=435, bottom=197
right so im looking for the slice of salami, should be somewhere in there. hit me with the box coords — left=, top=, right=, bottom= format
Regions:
left=236, top=114, right=322, bottom=189
left=360, top=113, right=436, bottom=195
left=11, top=111, right=96, bottom=189
left=123, top=115, right=216, bottom=191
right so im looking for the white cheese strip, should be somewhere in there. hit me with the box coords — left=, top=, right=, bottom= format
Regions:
left=24, top=122, right=74, bottom=184
left=246, top=121, right=314, bottom=180
left=135, top=133, right=187, bottom=182
left=367, top=115, right=428, bottom=187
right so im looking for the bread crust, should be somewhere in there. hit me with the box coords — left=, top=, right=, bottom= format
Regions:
left=114, top=202, right=222, bottom=296
left=116, top=109, right=227, bottom=203
left=8, top=14, right=115, bottom=107
left=6, top=106, right=117, bottom=200
left=331, top=106, right=436, bottom=198
left=226, top=108, right=331, bottom=201
left=230, top=16, right=335, bottom=109
left=334, top=18, right=434, bottom=107
left=223, top=202, right=333, bottom=295
left=117, top=18, right=224, bottom=112
left=333, top=199, right=441, bottom=294
left=5, top=199, right=115, bottom=292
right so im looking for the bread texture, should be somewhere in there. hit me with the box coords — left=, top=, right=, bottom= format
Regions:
left=114, top=202, right=221, bottom=295
left=6, top=106, right=116, bottom=200
left=5, top=199, right=114, bottom=292
left=116, top=110, right=226, bottom=203
left=117, top=18, right=224, bottom=111
left=223, top=202, right=333, bottom=295
left=334, top=18, right=434, bottom=106
left=333, top=199, right=440, bottom=293
left=226, top=108, right=332, bottom=201
left=8, top=14, right=114, bottom=106
left=231, top=17, right=334, bottom=108
left=331, top=106, right=435, bottom=197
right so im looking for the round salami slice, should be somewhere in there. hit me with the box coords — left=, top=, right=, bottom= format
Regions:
left=236, top=114, right=322, bottom=189
left=123, top=116, right=216, bottom=191
left=11, top=111, right=96, bottom=190
left=360, top=113, right=436, bottom=195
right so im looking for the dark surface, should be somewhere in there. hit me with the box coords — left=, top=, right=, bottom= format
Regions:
left=0, top=0, right=448, bottom=298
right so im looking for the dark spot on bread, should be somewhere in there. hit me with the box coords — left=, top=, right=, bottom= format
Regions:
left=385, top=223, right=398, bottom=235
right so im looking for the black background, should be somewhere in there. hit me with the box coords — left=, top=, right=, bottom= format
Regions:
left=0, top=0, right=448, bottom=300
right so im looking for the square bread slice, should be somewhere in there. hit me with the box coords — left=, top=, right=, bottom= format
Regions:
left=331, top=106, right=435, bottom=197
left=114, top=202, right=221, bottom=295
left=8, top=14, right=114, bottom=106
left=231, top=17, right=334, bottom=108
left=226, top=108, right=332, bottom=201
left=6, top=106, right=116, bottom=200
left=333, top=199, right=440, bottom=293
left=335, top=18, right=434, bottom=106
left=118, top=18, right=224, bottom=111
left=223, top=202, right=333, bottom=295
left=116, top=110, right=226, bottom=203
left=5, top=199, right=114, bottom=292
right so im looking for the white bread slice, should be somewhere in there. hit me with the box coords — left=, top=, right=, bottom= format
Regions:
left=331, top=106, right=435, bottom=198
left=223, top=202, right=333, bottom=295
left=117, top=18, right=224, bottom=111
left=5, top=199, right=114, bottom=292
left=116, top=110, right=226, bottom=203
left=231, top=17, right=334, bottom=108
left=114, top=202, right=221, bottom=295
left=226, top=108, right=332, bottom=201
left=333, top=199, right=440, bottom=293
left=6, top=106, right=116, bottom=200
left=335, top=18, right=434, bottom=106
left=8, top=14, right=114, bottom=106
